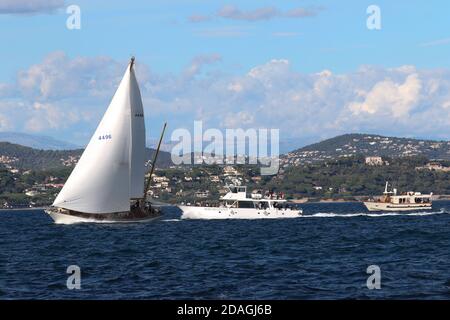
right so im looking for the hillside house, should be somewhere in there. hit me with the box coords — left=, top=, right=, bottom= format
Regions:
left=365, top=156, right=384, bottom=166
left=223, top=166, right=241, bottom=176
left=416, top=162, right=450, bottom=172
left=210, top=175, right=220, bottom=183
left=195, top=190, right=210, bottom=198
left=153, top=176, right=169, bottom=183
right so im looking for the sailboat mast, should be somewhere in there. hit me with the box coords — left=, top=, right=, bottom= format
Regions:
left=142, top=122, right=167, bottom=201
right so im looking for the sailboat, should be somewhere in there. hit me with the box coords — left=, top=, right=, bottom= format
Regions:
left=46, top=57, right=164, bottom=224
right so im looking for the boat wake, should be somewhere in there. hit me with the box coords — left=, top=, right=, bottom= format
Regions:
left=173, top=210, right=448, bottom=220
left=303, top=209, right=447, bottom=218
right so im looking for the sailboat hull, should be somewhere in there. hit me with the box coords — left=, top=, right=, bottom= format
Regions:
left=45, top=207, right=161, bottom=224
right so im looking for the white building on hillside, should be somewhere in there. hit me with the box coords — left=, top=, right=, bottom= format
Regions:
left=365, top=156, right=384, bottom=166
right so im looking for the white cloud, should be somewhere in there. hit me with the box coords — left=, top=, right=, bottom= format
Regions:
left=217, top=5, right=278, bottom=21
left=0, top=0, right=64, bottom=14
left=16, top=51, right=121, bottom=100
left=284, top=7, right=322, bottom=18
left=0, top=114, right=11, bottom=131
left=222, top=111, right=254, bottom=127
left=227, top=82, right=243, bottom=93
left=25, top=102, right=79, bottom=132
left=348, top=74, right=422, bottom=118
left=0, top=82, right=14, bottom=97
left=3, top=51, right=450, bottom=146
left=184, top=53, right=222, bottom=78
left=248, top=59, right=291, bottom=88
left=420, top=37, right=450, bottom=47
left=190, top=5, right=323, bottom=23
left=119, top=58, right=450, bottom=143
left=0, top=52, right=127, bottom=135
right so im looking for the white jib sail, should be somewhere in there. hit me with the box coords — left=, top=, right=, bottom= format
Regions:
left=53, top=61, right=143, bottom=213
left=129, top=67, right=146, bottom=199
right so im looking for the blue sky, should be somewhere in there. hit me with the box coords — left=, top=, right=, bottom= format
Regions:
left=1, top=0, right=450, bottom=150
left=2, top=0, right=450, bottom=76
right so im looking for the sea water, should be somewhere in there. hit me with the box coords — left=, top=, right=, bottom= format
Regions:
left=1, top=201, right=449, bottom=299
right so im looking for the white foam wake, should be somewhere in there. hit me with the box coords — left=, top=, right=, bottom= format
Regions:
left=303, top=209, right=447, bottom=218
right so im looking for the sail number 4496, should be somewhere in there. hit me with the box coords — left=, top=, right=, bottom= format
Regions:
left=98, top=134, right=112, bottom=140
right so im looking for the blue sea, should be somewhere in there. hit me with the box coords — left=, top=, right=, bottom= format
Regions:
left=1, top=202, right=449, bottom=300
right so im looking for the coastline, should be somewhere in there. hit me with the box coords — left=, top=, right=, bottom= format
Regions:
left=292, top=195, right=450, bottom=204
left=2, top=195, right=450, bottom=211
left=0, top=207, right=47, bottom=212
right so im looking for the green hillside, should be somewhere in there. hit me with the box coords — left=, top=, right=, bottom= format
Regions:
left=0, top=142, right=173, bottom=170
left=283, top=133, right=450, bottom=166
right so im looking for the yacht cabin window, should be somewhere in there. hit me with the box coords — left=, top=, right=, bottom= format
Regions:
left=237, top=201, right=255, bottom=208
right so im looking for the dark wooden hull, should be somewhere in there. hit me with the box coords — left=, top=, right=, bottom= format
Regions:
left=46, top=205, right=161, bottom=224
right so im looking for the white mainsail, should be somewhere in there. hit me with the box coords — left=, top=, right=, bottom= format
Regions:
left=53, top=60, right=145, bottom=214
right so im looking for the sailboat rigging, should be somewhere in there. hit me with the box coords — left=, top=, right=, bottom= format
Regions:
left=141, top=122, right=167, bottom=206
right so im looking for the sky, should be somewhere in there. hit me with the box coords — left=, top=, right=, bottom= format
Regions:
left=1, top=0, right=450, bottom=150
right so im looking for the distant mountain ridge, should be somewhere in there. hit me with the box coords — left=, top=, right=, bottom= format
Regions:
left=2, top=133, right=450, bottom=171
left=282, top=133, right=450, bottom=166
left=0, top=142, right=173, bottom=171
left=0, top=132, right=79, bottom=150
